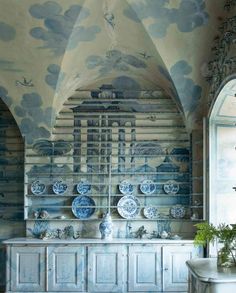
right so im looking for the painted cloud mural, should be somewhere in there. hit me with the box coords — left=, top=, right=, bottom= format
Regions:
left=14, top=92, right=52, bottom=144
left=45, top=64, right=65, bottom=90
left=124, top=0, right=209, bottom=38
left=0, top=21, right=15, bottom=41
left=170, top=60, right=202, bottom=113
left=29, top=1, right=101, bottom=55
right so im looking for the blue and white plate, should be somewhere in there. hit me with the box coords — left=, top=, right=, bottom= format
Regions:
left=76, top=180, right=91, bottom=195
left=163, top=180, right=179, bottom=195
left=119, top=180, right=134, bottom=195
left=169, top=205, right=186, bottom=219
left=117, top=195, right=140, bottom=219
left=71, top=195, right=95, bottom=219
left=52, top=180, right=67, bottom=195
left=140, top=179, right=156, bottom=195
left=143, top=205, right=159, bottom=219
left=31, top=180, right=46, bottom=195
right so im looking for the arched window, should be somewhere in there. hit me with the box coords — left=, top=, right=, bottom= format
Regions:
left=208, top=78, right=236, bottom=226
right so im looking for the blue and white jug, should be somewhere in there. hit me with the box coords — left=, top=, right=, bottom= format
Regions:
left=99, top=212, right=113, bottom=240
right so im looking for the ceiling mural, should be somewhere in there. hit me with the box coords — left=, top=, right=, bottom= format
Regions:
left=0, top=0, right=232, bottom=142
left=124, top=0, right=209, bottom=38
left=29, top=1, right=101, bottom=56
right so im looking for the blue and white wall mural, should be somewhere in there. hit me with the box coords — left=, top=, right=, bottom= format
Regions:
left=14, top=93, right=51, bottom=144
left=29, top=1, right=101, bottom=56
left=124, top=0, right=209, bottom=38
left=0, top=0, right=226, bottom=132
left=169, top=60, right=202, bottom=114
left=45, top=64, right=65, bottom=90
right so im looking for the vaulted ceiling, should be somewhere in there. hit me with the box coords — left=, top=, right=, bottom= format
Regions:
left=0, top=0, right=231, bottom=142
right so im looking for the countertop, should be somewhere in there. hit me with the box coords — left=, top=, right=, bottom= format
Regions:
left=2, top=237, right=195, bottom=245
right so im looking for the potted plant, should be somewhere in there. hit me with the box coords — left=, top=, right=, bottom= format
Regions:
left=194, top=222, right=236, bottom=267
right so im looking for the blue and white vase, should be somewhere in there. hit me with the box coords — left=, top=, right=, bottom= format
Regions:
left=99, top=212, right=113, bottom=240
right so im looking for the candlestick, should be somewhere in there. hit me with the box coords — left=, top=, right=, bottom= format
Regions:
left=108, top=155, right=112, bottom=214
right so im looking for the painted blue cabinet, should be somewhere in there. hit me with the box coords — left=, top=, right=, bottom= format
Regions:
left=4, top=239, right=202, bottom=293
left=163, top=245, right=201, bottom=292
left=128, top=245, right=162, bottom=292
left=10, top=246, right=46, bottom=292
left=88, top=244, right=126, bottom=292
left=47, top=246, right=86, bottom=292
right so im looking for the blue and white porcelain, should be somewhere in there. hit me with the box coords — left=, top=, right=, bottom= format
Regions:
left=72, top=195, right=95, bottom=219
left=76, top=179, right=91, bottom=195
left=163, top=180, right=179, bottom=194
left=31, top=180, right=46, bottom=195
left=52, top=180, right=67, bottom=195
left=140, top=179, right=156, bottom=195
left=169, top=205, right=186, bottom=219
left=99, top=212, right=113, bottom=240
left=143, top=205, right=159, bottom=219
left=119, top=180, right=134, bottom=195
left=117, top=195, right=140, bottom=219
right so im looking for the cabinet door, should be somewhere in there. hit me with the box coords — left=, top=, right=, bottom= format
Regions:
left=163, top=245, right=200, bottom=292
left=128, top=245, right=162, bottom=292
left=88, top=245, right=126, bottom=292
left=47, top=246, right=86, bottom=292
left=11, top=246, right=45, bottom=292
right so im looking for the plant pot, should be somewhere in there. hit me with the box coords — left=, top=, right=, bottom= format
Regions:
left=217, top=243, right=236, bottom=267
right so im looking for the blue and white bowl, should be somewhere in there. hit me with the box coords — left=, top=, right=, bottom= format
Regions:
left=76, top=180, right=91, bottom=195
left=52, top=180, right=67, bottom=195
left=119, top=180, right=134, bottom=195
left=163, top=180, right=179, bottom=195
left=140, top=179, right=156, bottom=195
left=72, top=195, right=95, bottom=219
left=143, top=206, right=159, bottom=219
left=169, top=205, right=186, bottom=219
left=117, top=195, right=140, bottom=219
left=31, top=180, right=46, bottom=195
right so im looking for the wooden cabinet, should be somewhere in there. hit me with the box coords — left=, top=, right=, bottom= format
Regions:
left=163, top=245, right=201, bottom=292
left=10, top=246, right=46, bottom=292
left=47, top=246, right=86, bottom=292
left=128, top=245, right=162, bottom=292
left=88, top=245, right=126, bottom=292
left=4, top=239, right=202, bottom=293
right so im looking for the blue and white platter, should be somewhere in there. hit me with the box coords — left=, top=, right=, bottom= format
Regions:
left=169, top=205, right=186, bottom=219
left=163, top=180, right=179, bottom=195
left=52, top=180, right=67, bottom=195
left=140, top=179, right=156, bottom=195
left=117, top=195, right=140, bottom=219
left=119, top=180, right=134, bottom=195
left=76, top=180, right=91, bottom=195
left=71, top=195, right=95, bottom=219
left=143, top=205, right=159, bottom=219
left=31, top=180, right=46, bottom=195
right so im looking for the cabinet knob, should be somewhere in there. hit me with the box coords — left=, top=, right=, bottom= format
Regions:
left=164, top=268, right=168, bottom=271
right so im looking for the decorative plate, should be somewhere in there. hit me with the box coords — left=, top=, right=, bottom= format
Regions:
left=76, top=180, right=91, bottom=195
left=71, top=195, right=95, bottom=219
left=31, top=180, right=46, bottom=195
left=119, top=180, right=134, bottom=195
left=140, top=179, right=156, bottom=195
left=117, top=195, right=140, bottom=219
left=52, top=180, right=67, bottom=195
left=143, top=206, right=159, bottom=219
left=169, top=205, right=186, bottom=219
left=163, top=180, right=179, bottom=194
